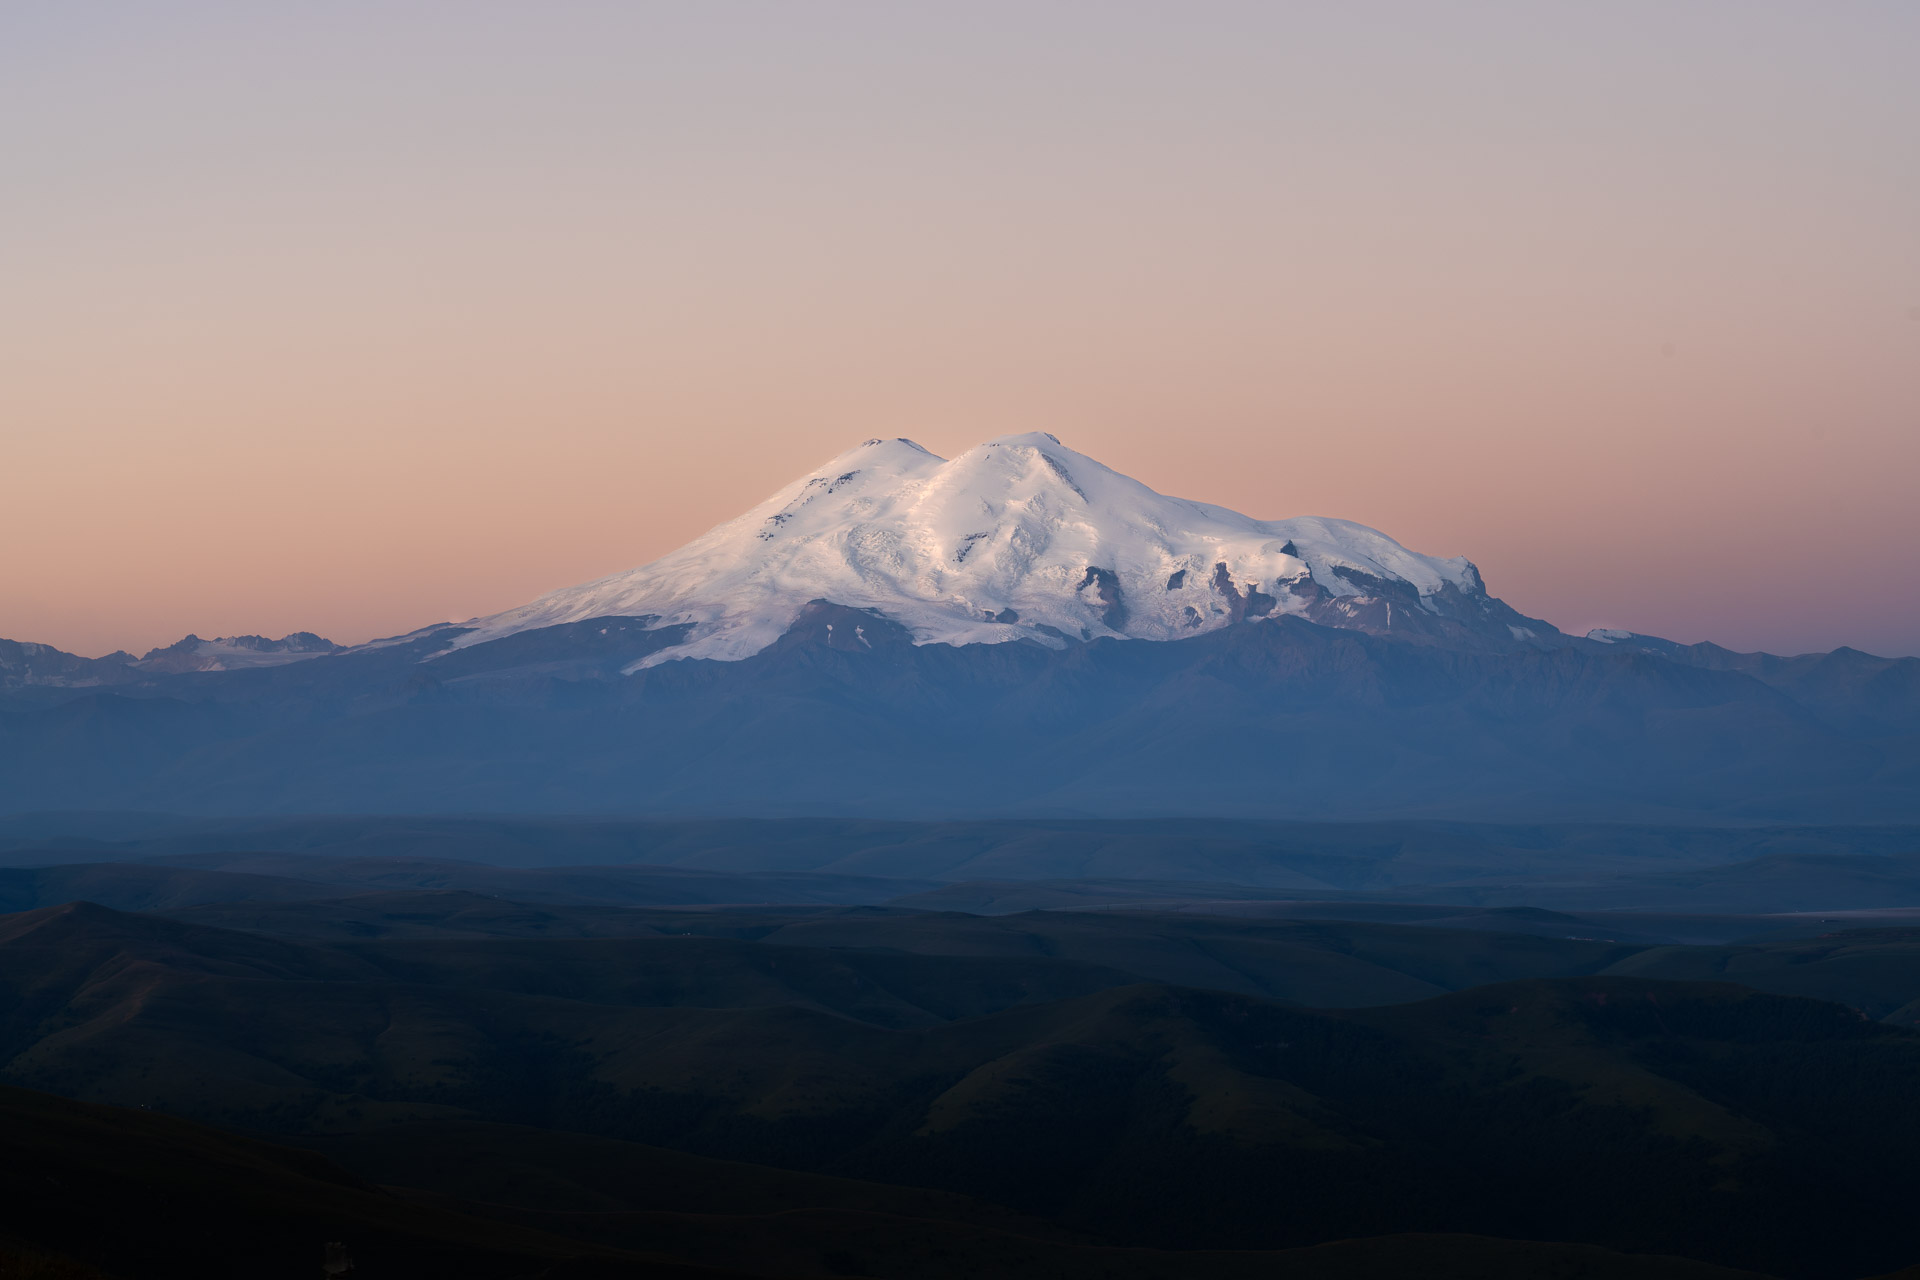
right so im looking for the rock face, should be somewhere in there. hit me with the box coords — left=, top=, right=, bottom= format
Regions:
left=454, top=433, right=1565, bottom=667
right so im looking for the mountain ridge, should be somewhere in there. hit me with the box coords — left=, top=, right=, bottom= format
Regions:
left=2, top=611, right=1914, bottom=820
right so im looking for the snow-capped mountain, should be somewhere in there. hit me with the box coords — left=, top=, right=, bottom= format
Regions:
left=4, top=434, right=1917, bottom=820
left=458, top=432, right=1559, bottom=666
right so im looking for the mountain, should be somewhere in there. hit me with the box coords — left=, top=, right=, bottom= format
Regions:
left=1588, top=631, right=1920, bottom=731
left=461, top=432, right=1561, bottom=662
left=0, top=432, right=1561, bottom=693
left=1, top=434, right=1916, bottom=820
left=0, top=631, right=340, bottom=692
left=133, top=631, right=343, bottom=674
left=0, top=636, right=136, bottom=693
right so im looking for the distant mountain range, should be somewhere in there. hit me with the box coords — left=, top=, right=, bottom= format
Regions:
left=1, top=630, right=339, bottom=687
left=3, top=434, right=1916, bottom=819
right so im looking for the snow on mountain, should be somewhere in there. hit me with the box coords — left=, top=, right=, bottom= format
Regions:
left=455, top=432, right=1556, bottom=667
left=1586, top=628, right=1690, bottom=656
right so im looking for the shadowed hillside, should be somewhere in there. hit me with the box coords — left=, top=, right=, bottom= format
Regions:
left=0, top=1082, right=744, bottom=1279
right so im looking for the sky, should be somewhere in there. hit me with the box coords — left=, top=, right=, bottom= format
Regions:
left=3, top=1, right=1917, bottom=659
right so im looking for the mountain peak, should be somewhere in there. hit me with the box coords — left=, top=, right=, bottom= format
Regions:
left=454, top=434, right=1555, bottom=667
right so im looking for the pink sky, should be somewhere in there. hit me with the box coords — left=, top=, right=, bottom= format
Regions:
left=5, top=3, right=1918, bottom=658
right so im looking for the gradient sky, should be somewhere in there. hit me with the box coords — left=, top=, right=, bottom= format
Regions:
left=5, top=2, right=1918, bottom=659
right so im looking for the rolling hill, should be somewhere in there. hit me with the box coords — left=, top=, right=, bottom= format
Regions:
left=5, top=898, right=1920, bottom=1276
